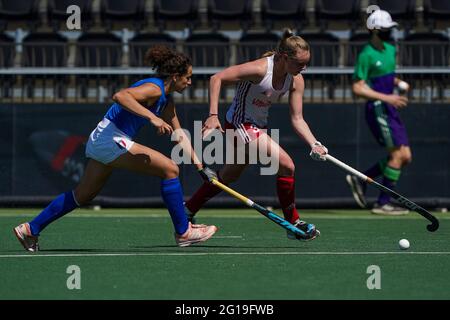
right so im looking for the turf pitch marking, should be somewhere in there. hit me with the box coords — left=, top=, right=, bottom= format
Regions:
left=1, top=251, right=450, bottom=258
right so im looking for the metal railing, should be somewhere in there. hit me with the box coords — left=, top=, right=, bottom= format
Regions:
left=0, top=67, right=449, bottom=103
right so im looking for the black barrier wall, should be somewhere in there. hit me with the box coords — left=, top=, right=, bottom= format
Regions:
left=1, top=103, right=449, bottom=208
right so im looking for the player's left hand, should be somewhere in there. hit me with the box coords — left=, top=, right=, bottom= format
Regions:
left=310, top=141, right=328, bottom=161
left=198, top=167, right=218, bottom=182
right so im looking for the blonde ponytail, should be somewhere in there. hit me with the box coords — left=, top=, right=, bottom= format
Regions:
left=261, top=29, right=309, bottom=59
left=277, top=28, right=309, bottom=57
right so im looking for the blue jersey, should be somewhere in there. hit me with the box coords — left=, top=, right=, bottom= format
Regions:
left=104, top=77, right=168, bottom=138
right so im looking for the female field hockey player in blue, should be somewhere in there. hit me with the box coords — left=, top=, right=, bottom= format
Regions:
left=347, top=10, right=411, bottom=215
left=14, top=45, right=218, bottom=251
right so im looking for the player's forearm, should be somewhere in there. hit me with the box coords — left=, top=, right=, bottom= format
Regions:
left=352, top=83, right=390, bottom=103
left=172, top=128, right=202, bottom=168
left=208, top=74, right=222, bottom=115
left=291, top=117, right=317, bottom=147
left=113, top=91, right=157, bottom=121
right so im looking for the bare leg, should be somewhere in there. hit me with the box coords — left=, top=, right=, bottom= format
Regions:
left=111, top=142, right=192, bottom=235
left=249, top=133, right=300, bottom=223
left=74, top=159, right=113, bottom=205
left=109, top=142, right=179, bottom=179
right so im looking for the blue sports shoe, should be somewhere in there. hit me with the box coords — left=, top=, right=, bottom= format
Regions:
left=287, top=220, right=320, bottom=241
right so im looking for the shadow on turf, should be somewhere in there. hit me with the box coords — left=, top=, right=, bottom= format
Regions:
left=9, top=244, right=311, bottom=253
left=130, top=245, right=309, bottom=249
left=39, top=248, right=110, bottom=252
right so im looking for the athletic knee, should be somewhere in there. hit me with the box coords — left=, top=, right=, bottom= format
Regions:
left=399, top=148, right=412, bottom=166
left=278, top=161, right=295, bottom=176
left=402, top=153, right=412, bottom=166
left=164, top=161, right=179, bottom=179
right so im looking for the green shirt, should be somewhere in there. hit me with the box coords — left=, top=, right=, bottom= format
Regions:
left=353, top=42, right=396, bottom=94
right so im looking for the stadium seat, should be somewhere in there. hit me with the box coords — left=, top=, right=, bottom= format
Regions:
left=301, top=32, right=341, bottom=101
left=100, top=0, right=147, bottom=30
left=0, top=32, right=14, bottom=67
left=76, top=33, right=122, bottom=67
left=47, top=0, right=93, bottom=31
left=400, top=32, right=450, bottom=67
left=129, top=33, right=176, bottom=67
left=0, top=32, right=15, bottom=98
left=22, top=33, right=68, bottom=67
left=423, top=0, right=450, bottom=30
left=369, top=0, right=416, bottom=31
left=21, top=33, right=69, bottom=100
left=153, top=0, right=200, bottom=32
left=0, top=0, right=40, bottom=31
left=237, top=32, right=280, bottom=64
left=399, top=32, right=449, bottom=101
left=315, top=0, right=361, bottom=30
left=260, top=0, right=308, bottom=31
left=184, top=32, right=230, bottom=67
left=346, top=32, right=395, bottom=66
left=301, top=32, right=340, bottom=67
left=207, top=0, right=253, bottom=31
left=183, top=32, right=230, bottom=100
left=75, top=33, right=123, bottom=100
left=347, top=32, right=370, bottom=67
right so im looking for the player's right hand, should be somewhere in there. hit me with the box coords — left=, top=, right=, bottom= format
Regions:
left=198, top=167, right=218, bottom=182
left=310, top=141, right=328, bottom=161
left=151, top=117, right=173, bottom=136
left=202, top=115, right=224, bottom=138
left=385, top=94, right=408, bottom=109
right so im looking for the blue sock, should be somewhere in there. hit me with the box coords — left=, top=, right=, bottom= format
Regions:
left=160, top=177, right=189, bottom=235
left=29, top=191, right=79, bottom=236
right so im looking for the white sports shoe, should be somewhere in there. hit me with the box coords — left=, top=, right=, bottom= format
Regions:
left=13, top=223, right=39, bottom=252
left=371, top=203, right=409, bottom=215
left=346, top=175, right=367, bottom=208
left=175, top=222, right=218, bottom=247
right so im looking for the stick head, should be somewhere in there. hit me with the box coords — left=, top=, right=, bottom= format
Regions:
left=427, top=221, right=439, bottom=232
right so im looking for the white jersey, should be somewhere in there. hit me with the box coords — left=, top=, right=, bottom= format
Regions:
left=226, top=55, right=293, bottom=128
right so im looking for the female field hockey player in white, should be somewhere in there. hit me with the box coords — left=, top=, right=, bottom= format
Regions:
left=14, top=45, right=218, bottom=251
left=185, top=30, right=328, bottom=241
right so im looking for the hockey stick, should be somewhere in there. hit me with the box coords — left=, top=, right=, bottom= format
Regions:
left=210, top=179, right=307, bottom=238
left=325, top=154, right=439, bottom=232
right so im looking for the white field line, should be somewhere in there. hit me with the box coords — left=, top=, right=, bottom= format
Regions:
left=0, top=213, right=447, bottom=220
left=1, top=251, right=450, bottom=259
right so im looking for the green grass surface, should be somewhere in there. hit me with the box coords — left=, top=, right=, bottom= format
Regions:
left=0, top=208, right=449, bottom=300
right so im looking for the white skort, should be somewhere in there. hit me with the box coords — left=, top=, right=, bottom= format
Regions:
left=85, top=118, right=134, bottom=164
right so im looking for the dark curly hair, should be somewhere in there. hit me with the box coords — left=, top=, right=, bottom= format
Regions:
left=144, top=45, right=192, bottom=77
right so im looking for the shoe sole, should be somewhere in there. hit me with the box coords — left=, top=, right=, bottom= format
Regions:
left=13, top=227, right=36, bottom=252
left=371, top=210, right=410, bottom=216
left=346, top=175, right=367, bottom=209
left=177, top=226, right=218, bottom=247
